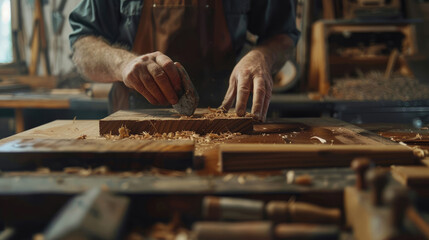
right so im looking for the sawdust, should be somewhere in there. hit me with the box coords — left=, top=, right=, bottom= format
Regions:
left=178, top=107, right=256, bottom=120
left=104, top=125, right=242, bottom=144
left=330, top=72, right=429, bottom=101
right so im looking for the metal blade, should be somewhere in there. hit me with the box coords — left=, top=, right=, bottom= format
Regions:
left=172, top=62, right=199, bottom=116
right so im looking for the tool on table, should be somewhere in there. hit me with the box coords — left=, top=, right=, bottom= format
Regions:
left=192, top=221, right=339, bottom=240
left=43, top=188, right=129, bottom=240
left=172, top=62, right=199, bottom=116
left=203, top=196, right=341, bottom=224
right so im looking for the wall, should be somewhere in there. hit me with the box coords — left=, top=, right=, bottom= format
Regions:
left=20, top=0, right=81, bottom=76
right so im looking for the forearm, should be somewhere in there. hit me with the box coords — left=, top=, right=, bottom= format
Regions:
left=71, top=36, right=135, bottom=83
left=250, top=34, right=295, bottom=75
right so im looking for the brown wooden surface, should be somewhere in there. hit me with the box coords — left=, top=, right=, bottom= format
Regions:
left=0, top=117, right=409, bottom=174
left=0, top=138, right=194, bottom=171
left=99, top=109, right=254, bottom=135
left=220, top=144, right=418, bottom=172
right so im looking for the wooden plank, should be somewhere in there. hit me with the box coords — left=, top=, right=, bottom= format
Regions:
left=220, top=144, right=418, bottom=172
left=99, top=109, right=253, bottom=135
left=391, top=166, right=429, bottom=187
left=0, top=138, right=194, bottom=171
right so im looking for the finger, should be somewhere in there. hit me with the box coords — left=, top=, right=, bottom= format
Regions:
left=128, top=74, right=159, bottom=105
left=220, top=75, right=237, bottom=112
left=251, top=76, right=266, bottom=121
left=146, top=62, right=178, bottom=105
left=235, top=73, right=252, bottom=116
left=138, top=67, right=169, bottom=105
left=156, top=55, right=182, bottom=93
left=261, top=77, right=272, bottom=122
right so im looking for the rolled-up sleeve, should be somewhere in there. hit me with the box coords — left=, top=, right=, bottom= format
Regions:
left=69, top=0, right=121, bottom=48
left=248, top=0, right=300, bottom=46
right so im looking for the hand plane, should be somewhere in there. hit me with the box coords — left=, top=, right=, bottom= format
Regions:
left=173, top=62, right=199, bottom=116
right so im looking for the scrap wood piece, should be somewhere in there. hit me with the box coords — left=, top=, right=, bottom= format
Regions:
left=0, top=138, right=194, bottom=171
left=99, top=109, right=253, bottom=135
left=220, top=144, right=418, bottom=172
left=391, top=166, right=429, bottom=187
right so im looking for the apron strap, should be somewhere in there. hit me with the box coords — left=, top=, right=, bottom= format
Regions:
left=133, top=0, right=155, bottom=54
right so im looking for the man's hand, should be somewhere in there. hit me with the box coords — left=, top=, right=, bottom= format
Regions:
left=121, top=51, right=182, bottom=105
left=220, top=50, right=273, bottom=122
left=220, top=34, right=294, bottom=122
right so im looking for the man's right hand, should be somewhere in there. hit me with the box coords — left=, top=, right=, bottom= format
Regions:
left=121, top=51, right=182, bottom=105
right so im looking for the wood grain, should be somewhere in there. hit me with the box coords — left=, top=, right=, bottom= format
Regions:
left=0, top=138, right=194, bottom=171
left=220, top=144, right=418, bottom=172
left=99, top=109, right=253, bottom=135
left=391, top=166, right=429, bottom=187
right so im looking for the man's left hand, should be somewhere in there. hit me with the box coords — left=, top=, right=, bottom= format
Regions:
left=220, top=50, right=273, bottom=122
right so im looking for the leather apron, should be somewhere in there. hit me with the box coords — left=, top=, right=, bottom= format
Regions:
left=110, top=0, right=235, bottom=112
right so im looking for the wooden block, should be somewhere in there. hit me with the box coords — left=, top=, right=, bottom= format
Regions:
left=220, top=144, right=418, bottom=172
left=0, top=138, right=194, bottom=171
left=391, top=166, right=429, bottom=187
left=99, top=109, right=253, bottom=135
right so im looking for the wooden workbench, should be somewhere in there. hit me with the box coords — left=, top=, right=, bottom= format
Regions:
left=0, top=117, right=426, bottom=232
left=0, top=117, right=414, bottom=174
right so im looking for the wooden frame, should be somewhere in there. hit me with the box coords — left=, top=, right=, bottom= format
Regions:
left=308, top=21, right=417, bottom=95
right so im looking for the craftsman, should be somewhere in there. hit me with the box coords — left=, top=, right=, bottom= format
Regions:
left=69, top=0, right=300, bottom=121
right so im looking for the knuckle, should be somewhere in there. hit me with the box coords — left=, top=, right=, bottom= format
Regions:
left=160, top=59, right=174, bottom=70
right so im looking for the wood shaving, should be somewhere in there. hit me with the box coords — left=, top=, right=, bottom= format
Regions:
left=286, top=171, right=295, bottom=184
left=412, top=147, right=426, bottom=158
left=223, top=174, right=234, bottom=182
left=118, top=125, right=130, bottom=139
left=310, top=136, right=327, bottom=144
left=409, top=133, right=423, bottom=140
left=77, top=134, right=87, bottom=140
left=93, top=166, right=109, bottom=174
left=295, top=174, right=313, bottom=185
left=63, top=167, right=85, bottom=174
left=237, top=174, right=246, bottom=184
left=105, top=129, right=242, bottom=144
left=178, top=107, right=256, bottom=120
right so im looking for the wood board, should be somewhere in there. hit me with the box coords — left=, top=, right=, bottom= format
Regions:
left=220, top=144, right=419, bottom=172
left=0, top=138, right=194, bottom=171
left=99, top=109, right=254, bottom=135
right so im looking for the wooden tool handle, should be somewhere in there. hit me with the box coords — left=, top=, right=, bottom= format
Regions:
left=275, top=224, right=339, bottom=240
left=202, top=196, right=264, bottom=221
left=266, top=201, right=341, bottom=224
left=193, top=221, right=273, bottom=240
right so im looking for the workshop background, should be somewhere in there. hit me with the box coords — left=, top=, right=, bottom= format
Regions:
left=0, top=0, right=429, bottom=240
left=0, top=0, right=429, bottom=136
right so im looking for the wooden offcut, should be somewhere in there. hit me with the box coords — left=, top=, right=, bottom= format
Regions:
left=0, top=138, right=194, bottom=171
left=220, top=144, right=418, bottom=172
left=99, top=109, right=254, bottom=135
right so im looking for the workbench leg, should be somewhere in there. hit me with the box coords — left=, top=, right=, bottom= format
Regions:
left=15, top=109, right=25, bottom=133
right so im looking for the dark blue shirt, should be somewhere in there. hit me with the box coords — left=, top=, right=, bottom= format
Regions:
left=69, top=0, right=300, bottom=56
